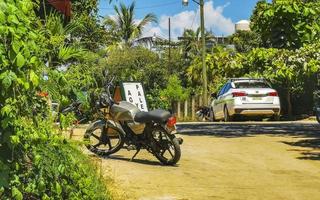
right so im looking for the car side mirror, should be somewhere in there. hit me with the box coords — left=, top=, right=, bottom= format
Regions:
left=211, top=93, right=217, bottom=99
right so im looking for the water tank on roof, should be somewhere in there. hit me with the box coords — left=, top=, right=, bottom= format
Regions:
left=235, top=20, right=250, bottom=31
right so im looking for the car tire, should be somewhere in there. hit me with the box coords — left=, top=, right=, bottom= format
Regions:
left=224, top=106, right=232, bottom=122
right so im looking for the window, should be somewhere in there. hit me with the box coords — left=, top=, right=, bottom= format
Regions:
left=224, top=83, right=232, bottom=94
left=218, top=84, right=227, bottom=97
left=234, top=81, right=270, bottom=89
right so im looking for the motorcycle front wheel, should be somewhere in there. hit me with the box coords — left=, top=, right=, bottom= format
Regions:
left=151, top=127, right=181, bottom=165
left=84, top=121, right=124, bottom=156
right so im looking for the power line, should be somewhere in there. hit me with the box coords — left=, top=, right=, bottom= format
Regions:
left=99, top=1, right=181, bottom=10
left=190, top=8, right=199, bottom=30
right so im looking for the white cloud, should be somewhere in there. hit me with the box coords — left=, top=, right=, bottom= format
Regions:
left=142, top=1, right=235, bottom=40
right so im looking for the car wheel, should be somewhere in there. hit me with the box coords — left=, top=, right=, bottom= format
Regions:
left=224, top=106, right=232, bottom=122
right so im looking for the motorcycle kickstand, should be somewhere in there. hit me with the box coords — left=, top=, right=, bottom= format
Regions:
left=130, top=147, right=141, bottom=161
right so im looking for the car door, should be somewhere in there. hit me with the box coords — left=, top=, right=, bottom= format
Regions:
left=218, top=83, right=232, bottom=117
left=213, top=84, right=227, bottom=119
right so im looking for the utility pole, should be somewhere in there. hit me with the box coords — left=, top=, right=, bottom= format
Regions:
left=182, top=0, right=207, bottom=106
left=168, top=17, right=171, bottom=71
left=199, top=0, right=207, bottom=106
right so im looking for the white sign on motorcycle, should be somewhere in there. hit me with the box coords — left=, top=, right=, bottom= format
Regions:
left=121, top=82, right=148, bottom=112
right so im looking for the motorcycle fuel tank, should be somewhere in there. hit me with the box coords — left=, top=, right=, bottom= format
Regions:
left=110, top=101, right=140, bottom=121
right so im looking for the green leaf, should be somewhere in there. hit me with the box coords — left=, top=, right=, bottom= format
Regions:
left=16, top=53, right=25, bottom=68
left=0, top=71, right=17, bottom=89
left=1, top=104, right=12, bottom=116
left=11, top=135, right=20, bottom=145
left=0, top=10, right=5, bottom=24
left=29, top=56, right=37, bottom=64
left=12, top=41, right=21, bottom=54
left=12, top=187, right=23, bottom=200
left=7, top=15, right=19, bottom=25
left=0, top=161, right=9, bottom=187
left=30, top=70, right=39, bottom=86
left=56, top=182, right=62, bottom=195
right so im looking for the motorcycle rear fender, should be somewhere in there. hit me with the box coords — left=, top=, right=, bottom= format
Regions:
left=86, top=119, right=126, bottom=136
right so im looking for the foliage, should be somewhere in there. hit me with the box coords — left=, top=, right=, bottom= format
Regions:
left=228, top=30, right=261, bottom=53
left=251, top=0, right=320, bottom=49
left=187, top=46, right=241, bottom=93
left=104, top=1, right=157, bottom=46
left=0, top=1, right=112, bottom=199
left=71, top=0, right=111, bottom=50
left=179, top=28, right=214, bottom=60
left=106, top=47, right=166, bottom=90
left=160, top=75, right=189, bottom=102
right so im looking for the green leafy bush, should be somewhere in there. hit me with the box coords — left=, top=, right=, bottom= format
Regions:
left=0, top=1, right=112, bottom=199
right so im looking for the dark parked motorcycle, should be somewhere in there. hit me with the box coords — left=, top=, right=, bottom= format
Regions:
left=196, top=106, right=211, bottom=121
left=84, top=75, right=183, bottom=165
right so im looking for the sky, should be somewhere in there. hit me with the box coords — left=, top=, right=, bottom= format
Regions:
left=98, top=0, right=263, bottom=40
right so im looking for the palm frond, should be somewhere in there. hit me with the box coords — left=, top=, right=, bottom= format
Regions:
left=58, top=45, right=86, bottom=62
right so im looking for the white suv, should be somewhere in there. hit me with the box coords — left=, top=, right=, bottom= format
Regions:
left=210, top=78, right=281, bottom=121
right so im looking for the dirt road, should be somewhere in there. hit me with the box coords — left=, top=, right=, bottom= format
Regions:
left=77, top=123, right=320, bottom=200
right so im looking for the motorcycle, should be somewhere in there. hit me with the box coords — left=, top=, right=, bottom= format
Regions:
left=196, top=106, right=211, bottom=121
left=83, top=75, right=183, bottom=165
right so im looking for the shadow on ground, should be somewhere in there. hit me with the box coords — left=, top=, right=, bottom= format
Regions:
left=177, top=122, right=320, bottom=161
left=106, top=155, right=163, bottom=166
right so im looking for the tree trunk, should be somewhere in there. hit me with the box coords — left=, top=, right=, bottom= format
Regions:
left=171, top=101, right=175, bottom=114
left=287, top=90, right=293, bottom=119
left=191, top=96, right=195, bottom=120
left=184, top=99, right=188, bottom=118
left=177, top=101, right=181, bottom=119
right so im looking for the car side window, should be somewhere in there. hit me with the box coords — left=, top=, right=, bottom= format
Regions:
left=224, top=83, right=232, bottom=94
left=218, top=84, right=227, bottom=97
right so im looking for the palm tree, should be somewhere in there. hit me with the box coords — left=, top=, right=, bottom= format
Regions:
left=105, top=2, right=157, bottom=46
left=180, top=28, right=202, bottom=58
left=180, top=28, right=215, bottom=59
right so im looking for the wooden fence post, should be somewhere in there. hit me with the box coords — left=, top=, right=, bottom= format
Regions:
left=199, top=95, right=202, bottom=107
left=184, top=99, right=188, bottom=118
left=177, top=101, right=181, bottom=119
left=192, top=96, right=195, bottom=120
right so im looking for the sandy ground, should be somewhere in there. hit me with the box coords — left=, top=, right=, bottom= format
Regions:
left=73, top=125, right=320, bottom=200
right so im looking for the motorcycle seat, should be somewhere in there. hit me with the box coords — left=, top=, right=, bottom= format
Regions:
left=134, top=109, right=171, bottom=123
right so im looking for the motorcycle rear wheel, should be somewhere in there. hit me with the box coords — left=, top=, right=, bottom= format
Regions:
left=84, top=122, right=124, bottom=156
left=151, top=127, right=181, bottom=165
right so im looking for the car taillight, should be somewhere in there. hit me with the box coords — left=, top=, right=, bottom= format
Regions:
left=167, top=116, right=176, bottom=127
left=268, top=92, right=278, bottom=96
left=232, top=91, right=247, bottom=97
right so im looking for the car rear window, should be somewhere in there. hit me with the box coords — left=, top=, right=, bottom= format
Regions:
left=234, top=81, right=270, bottom=88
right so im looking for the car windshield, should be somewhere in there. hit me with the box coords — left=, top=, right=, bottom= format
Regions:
left=234, top=81, right=270, bottom=88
